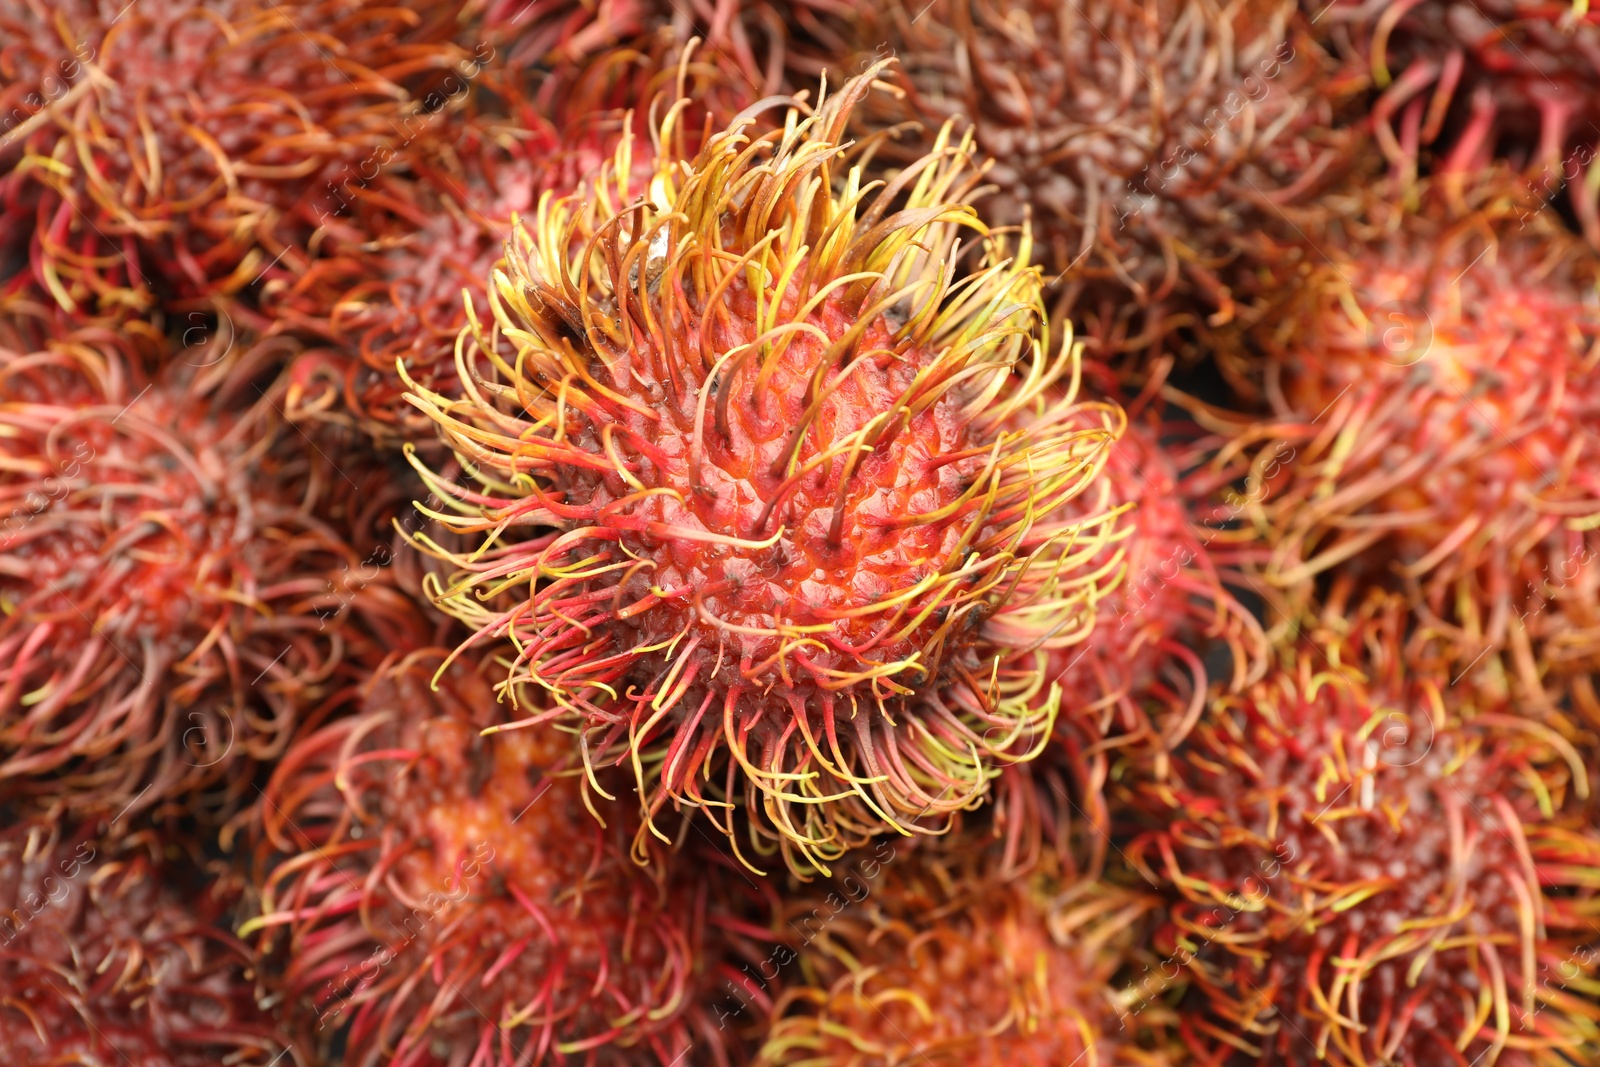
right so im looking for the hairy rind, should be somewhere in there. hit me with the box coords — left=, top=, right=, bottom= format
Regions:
left=0, top=0, right=482, bottom=324
left=755, top=822, right=1163, bottom=1067
left=404, top=64, right=1125, bottom=875
left=0, top=817, right=298, bottom=1066
left=0, top=322, right=405, bottom=826
left=246, top=647, right=761, bottom=1067
left=1121, top=592, right=1600, bottom=1067
left=1212, top=173, right=1600, bottom=726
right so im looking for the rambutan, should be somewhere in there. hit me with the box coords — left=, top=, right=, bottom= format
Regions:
left=247, top=647, right=768, bottom=1067
left=756, top=820, right=1164, bottom=1066
left=1046, top=375, right=1266, bottom=765
left=0, top=814, right=301, bottom=1066
left=1120, top=592, right=1600, bottom=1066
left=1216, top=174, right=1600, bottom=720
left=1314, top=0, right=1600, bottom=238
left=482, top=0, right=800, bottom=98
left=785, top=0, right=1364, bottom=367
left=275, top=39, right=748, bottom=445
left=0, top=0, right=487, bottom=323
left=403, top=65, right=1127, bottom=875
left=0, top=316, right=421, bottom=823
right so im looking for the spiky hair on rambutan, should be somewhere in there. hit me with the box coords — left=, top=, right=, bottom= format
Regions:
left=0, top=0, right=488, bottom=324
left=1215, top=172, right=1600, bottom=720
left=247, top=647, right=772, bottom=1067
left=0, top=315, right=421, bottom=825
left=755, top=816, right=1168, bottom=1067
left=0, top=814, right=303, bottom=1066
left=1119, top=590, right=1600, bottom=1067
left=402, top=63, right=1127, bottom=877
left=1312, top=0, right=1600, bottom=236
left=278, top=39, right=754, bottom=446
left=1043, top=368, right=1267, bottom=771
left=482, top=0, right=802, bottom=98
left=784, top=0, right=1364, bottom=368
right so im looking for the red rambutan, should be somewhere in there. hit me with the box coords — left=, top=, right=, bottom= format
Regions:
left=755, top=821, right=1165, bottom=1066
left=1217, top=174, right=1600, bottom=721
left=784, top=0, right=1365, bottom=367
left=0, top=316, right=421, bottom=823
left=482, top=0, right=802, bottom=98
left=0, top=814, right=302, bottom=1066
left=1046, top=376, right=1267, bottom=765
left=402, top=65, right=1128, bottom=875
left=247, top=647, right=768, bottom=1067
left=1120, top=592, right=1600, bottom=1066
left=1313, top=0, right=1600, bottom=239
left=275, top=38, right=754, bottom=445
left=0, top=0, right=487, bottom=323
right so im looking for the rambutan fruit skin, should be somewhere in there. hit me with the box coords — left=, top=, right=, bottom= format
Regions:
left=0, top=816, right=301, bottom=1067
left=1045, top=389, right=1267, bottom=763
left=0, top=0, right=488, bottom=324
left=482, top=0, right=804, bottom=99
left=274, top=36, right=739, bottom=446
left=1119, top=593, right=1600, bottom=1067
left=786, top=0, right=1366, bottom=367
left=1313, top=0, right=1600, bottom=235
left=0, top=319, right=422, bottom=824
left=405, top=66, right=1127, bottom=875
left=248, top=648, right=758, bottom=1067
left=1221, top=174, right=1600, bottom=718
left=756, top=822, right=1162, bottom=1067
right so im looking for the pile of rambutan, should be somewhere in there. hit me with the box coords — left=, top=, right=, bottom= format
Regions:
left=7, top=3, right=1600, bottom=1066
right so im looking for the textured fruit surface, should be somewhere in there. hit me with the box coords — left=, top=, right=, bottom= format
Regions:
left=274, top=34, right=753, bottom=444
left=1222, top=174, right=1600, bottom=716
left=0, top=817, right=297, bottom=1067
left=249, top=648, right=764, bottom=1067
left=1046, top=381, right=1266, bottom=764
left=406, top=65, right=1126, bottom=875
left=0, top=317, right=412, bottom=822
left=786, top=0, right=1363, bottom=367
left=0, top=0, right=483, bottom=322
left=1121, top=593, right=1600, bottom=1066
left=757, top=822, right=1160, bottom=1066
left=1313, top=0, right=1600, bottom=239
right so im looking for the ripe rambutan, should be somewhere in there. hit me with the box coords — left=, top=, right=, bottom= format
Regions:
left=403, top=65, right=1127, bottom=875
left=756, top=819, right=1165, bottom=1066
left=1314, top=0, right=1600, bottom=238
left=247, top=647, right=770, bottom=1067
left=1046, top=372, right=1266, bottom=765
left=1217, top=174, right=1600, bottom=720
left=0, top=316, right=422, bottom=823
left=0, top=814, right=301, bottom=1066
left=1120, top=592, right=1600, bottom=1066
left=275, top=38, right=748, bottom=445
left=785, top=0, right=1364, bottom=367
left=482, top=0, right=801, bottom=98
left=0, top=0, right=487, bottom=323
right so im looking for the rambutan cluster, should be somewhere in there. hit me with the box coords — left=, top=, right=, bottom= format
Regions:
left=0, top=315, right=414, bottom=823
left=1120, top=592, right=1600, bottom=1066
left=405, top=66, right=1128, bottom=875
left=248, top=647, right=769, bottom=1066
left=0, top=814, right=300, bottom=1066
left=10, top=3, right=1600, bottom=1065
